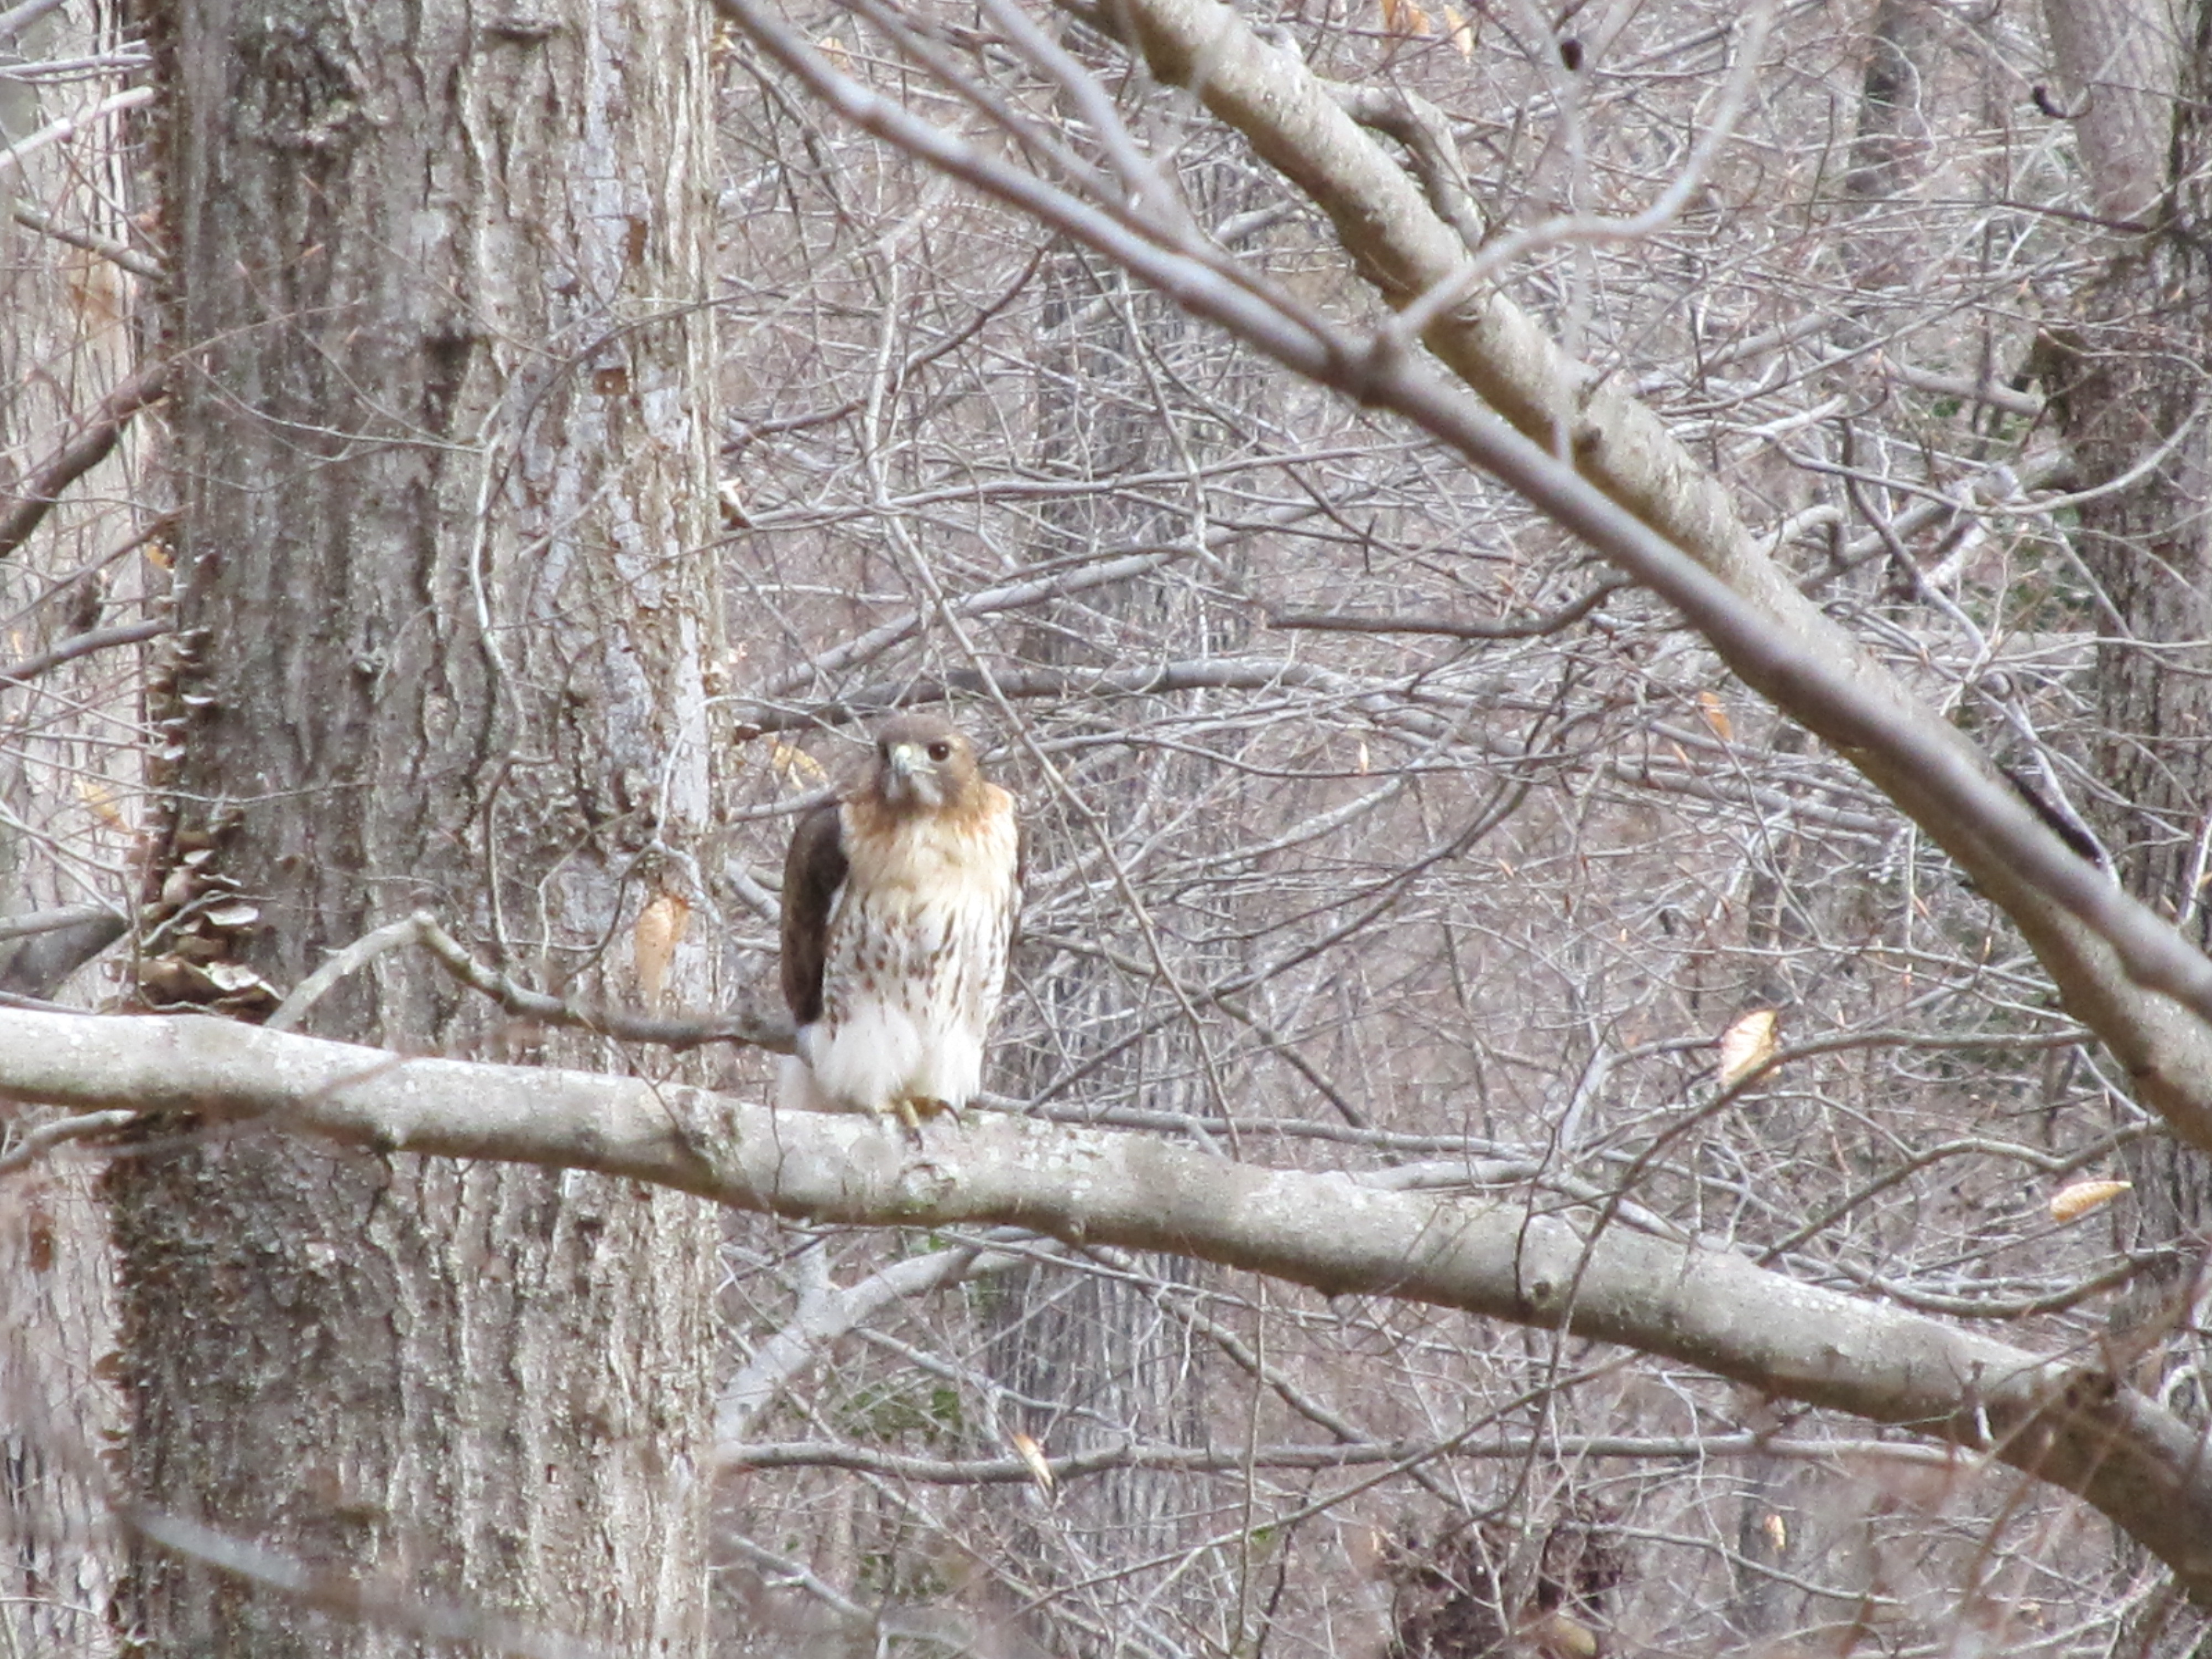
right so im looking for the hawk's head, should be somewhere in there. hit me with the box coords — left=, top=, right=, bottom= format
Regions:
left=870, top=714, right=983, bottom=815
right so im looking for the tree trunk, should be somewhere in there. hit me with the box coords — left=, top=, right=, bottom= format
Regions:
left=2042, top=0, right=2178, bottom=225
left=2039, top=0, right=2212, bottom=1389
left=1838, top=0, right=1937, bottom=294
left=105, top=0, right=722, bottom=1650
left=984, top=233, right=1238, bottom=1653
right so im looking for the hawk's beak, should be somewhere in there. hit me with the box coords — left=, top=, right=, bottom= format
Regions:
left=885, top=743, right=939, bottom=807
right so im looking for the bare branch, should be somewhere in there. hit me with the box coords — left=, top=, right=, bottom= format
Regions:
left=711, top=0, right=2212, bottom=1156
left=740, top=546, right=1178, bottom=709
left=715, top=1235, right=1040, bottom=1449
left=0, top=84, right=152, bottom=185
left=0, top=361, right=170, bottom=562
left=8, top=198, right=164, bottom=279
left=6, top=1005, right=2212, bottom=1600
left=1267, top=576, right=1629, bottom=639
left=727, top=1431, right=1957, bottom=1483
left=270, top=910, right=792, bottom=1050
left=0, top=618, right=171, bottom=685
left=0, top=1107, right=138, bottom=1176
left=0, top=902, right=126, bottom=943
left=733, top=658, right=1393, bottom=734
left=0, top=903, right=127, bottom=997
left=1325, top=82, right=1486, bottom=253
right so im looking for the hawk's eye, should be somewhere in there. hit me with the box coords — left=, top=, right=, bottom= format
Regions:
left=927, top=741, right=951, bottom=762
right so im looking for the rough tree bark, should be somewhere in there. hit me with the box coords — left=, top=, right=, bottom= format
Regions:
left=987, top=237, right=1225, bottom=1650
left=104, top=0, right=722, bottom=1650
left=2042, top=0, right=2178, bottom=226
left=2038, top=0, right=2212, bottom=1401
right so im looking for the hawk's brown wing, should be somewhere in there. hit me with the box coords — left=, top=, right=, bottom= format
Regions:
left=780, top=799, right=848, bottom=1026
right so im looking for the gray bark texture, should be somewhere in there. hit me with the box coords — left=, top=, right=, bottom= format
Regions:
left=103, top=0, right=723, bottom=1650
left=2041, top=0, right=2212, bottom=1387
left=2042, top=0, right=2180, bottom=225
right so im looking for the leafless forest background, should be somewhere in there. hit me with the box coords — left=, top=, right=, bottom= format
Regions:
left=5, top=0, right=2209, bottom=1653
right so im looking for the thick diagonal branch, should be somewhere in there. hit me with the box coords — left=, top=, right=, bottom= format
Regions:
left=723, top=0, right=2212, bottom=1146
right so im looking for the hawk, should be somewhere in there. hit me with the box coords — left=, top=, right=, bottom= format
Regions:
left=778, top=714, right=1021, bottom=1127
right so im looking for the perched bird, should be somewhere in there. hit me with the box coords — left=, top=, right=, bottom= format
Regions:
left=778, top=715, right=1021, bottom=1128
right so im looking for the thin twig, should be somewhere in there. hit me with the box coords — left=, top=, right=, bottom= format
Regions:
left=732, top=657, right=1401, bottom=735
left=0, top=84, right=153, bottom=184
left=9, top=197, right=164, bottom=279
left=723, top=1430, right=1952, bottom=1483
left=1379, top=0, right=1777, bottom=348
left=0, top=0, right=70, bottom=38
left=269, top=910, right=792, bottom=1050
left=0, top=618, right=170, bottom=685
left=0, top=361, right=171, bottom=561
left=1268, top=575, right=1629, bottom=639
left=0, top=1108, right=137, bottom=1177
left=266, top=915, right=437, bottom=1032
left=1327, top=81, right=1486, bottom=252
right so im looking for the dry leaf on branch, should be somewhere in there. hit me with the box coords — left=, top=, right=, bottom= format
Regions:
left=1717, top=1008, right=1780, bottom=1089
left=1442, top=4, right=1475, bottom=56
left=1009, top=1430, right=1055, bottom=1496
left=2049, top=1179, right=2131, bottom=1225
left=770, top=739, right=826, bottom=785
left=634, top=890, right=691, bottom=1005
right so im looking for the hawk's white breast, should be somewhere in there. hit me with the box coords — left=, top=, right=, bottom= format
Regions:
left=799, top=791, right=1018, bottom=1114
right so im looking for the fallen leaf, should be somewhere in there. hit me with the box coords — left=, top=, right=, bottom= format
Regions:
left=634, top=890, right=691, bottom=1004
left=1523, top=1608, right=1599, bottom=1659
left=75, top=776, right=128, bottom=832
left=1010, top=1430, right=1054, bottom=1496
left=1718, top=1008, right=1779, bottom=1089
left=2049, top=1178, right=2131, bottom=1225
left=771, top=740, right=826, bottom=785
left=1378, top=0, right=1434, bottom=38
left=1442, top=3, right=1475, bottom=56
left=1698, top=689, right=1733, bottom=743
